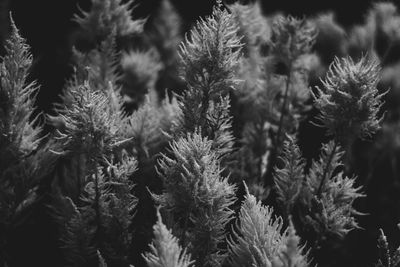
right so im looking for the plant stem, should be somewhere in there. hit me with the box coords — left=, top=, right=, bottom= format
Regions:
left=263, top=66, right=292, bottom=186
left=316, top=139, right=338, bottom=197
left=381, top=40, right=393, bottom=66
left=94, top=164, right=101, bottom=243
left=276, top=66, right=292, bottom=148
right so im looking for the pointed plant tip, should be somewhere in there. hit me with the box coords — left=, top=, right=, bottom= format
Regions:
left=242, top=180, right=250, bottom=195
left=155, top=206, right=163, bottom=223
left=9, top=12, right=16, bottom=28
left=8, top=12, right=21, bottom=40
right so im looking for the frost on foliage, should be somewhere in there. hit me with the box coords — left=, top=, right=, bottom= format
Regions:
left=274, top=135, right=306, bottom=215
left=156, top=132, right=236, bottom=267
left=143, top=210, right=194, bottom=267
left=228, top=187, right=308, bottom=267
left=0, top=17, right=41, bottom=167
left=305, top=141, right=364, bottom=239
left=312, top=56, right=385, bottom=143
left=376, top=229, right=400, bottom=267
left=74, top=0, right=145, bottom=42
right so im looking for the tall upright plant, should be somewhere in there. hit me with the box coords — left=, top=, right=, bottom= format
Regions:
left=154, top=1, right=241, bottom=266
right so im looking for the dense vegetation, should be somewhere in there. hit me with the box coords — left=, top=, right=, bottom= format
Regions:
left=1, top=0, right=400, bottom=266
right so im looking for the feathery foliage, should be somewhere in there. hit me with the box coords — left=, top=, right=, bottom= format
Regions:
left=312, top=55, right=385, bottom=143
left=156, top=132, right=236, bottom=267
left=172, top=1, right=241, bottom=160
left=228, top=186, right=308, bottom=267
left=143, top=210, right=194, bottom=267
left=274, top=136, right=364, bottom=243
left=229, top=1, right=270, bottom=57
left=52, top=82, right=128, bottom=164
left=306, top=141, right=364, bottom=239
left=274, top=135, right=306, bottom=216
left=270, top=222, right=309, bottom=267
left=150, top=0, right=182, bottom=82
left=271, top=15, right=317, bottom=68
left=53, top=154, right=138, bottom=266
left=0, top=18, right=58, bottom=265
left=376, top=229, right=400, bottom=267
left=74, top=0, right=145, bottom=42
left=120, top=49, right=162, bottom=105
left=71, top=34, right=120, bottom=91
left=0, top=17, right=41, bottom=168
left=179, top=1, right=241, bottom=97
left=2, top=1, right=399, bottom=267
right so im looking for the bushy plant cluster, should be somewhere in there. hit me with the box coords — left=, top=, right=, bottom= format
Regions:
left=2, top=1, right=400, bottom=267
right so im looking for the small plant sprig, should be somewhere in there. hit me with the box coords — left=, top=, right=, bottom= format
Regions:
left=143, top=210, right=194, bottom=267
left=274, top=135, right=306, bottom=217
left=227, top=184, right=308, bottom=267
left=274, top=136, right=364, bottom=254
left=376, top=228, right=400, bottom=267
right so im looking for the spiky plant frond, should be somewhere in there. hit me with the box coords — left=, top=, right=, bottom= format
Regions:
left=230, top=1, right=270, bottom=57
left=120, top=49, right=162, bottom=105
left=227, top=186, right=288, bottom=267
left=376, top=229, right=400, bottom=267
left=274, top=135, right=306, bottom=215
left=305, top=141, right=364, bottom=239
left=271, top=222, right=309, bottom=267
left=143, top=210, right=194, bottom=267
left=312, top=55, right=385, bottom=143
left=156, top=132, right=236, bottom=267
left=271, top=15, right=317, bottom=67
left=179, top=1, right=242, bottom=97
left=0, top=17, right=41, bottom=168
left=72, top=34, right=120, bottom=92
left=52, top=82, right=129, bottom=163
left=74, top=0, right=145, bottom=42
